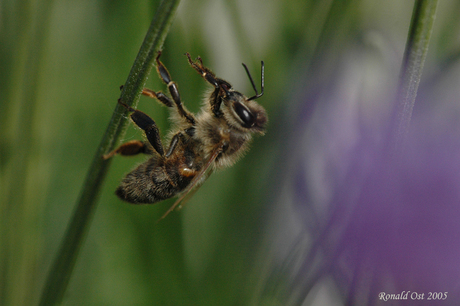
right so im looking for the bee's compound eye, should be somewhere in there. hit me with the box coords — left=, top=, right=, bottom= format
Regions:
left=234, top=102, right=254, bottom=128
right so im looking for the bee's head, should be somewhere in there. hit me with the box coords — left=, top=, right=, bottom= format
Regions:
left=222, top=90, right=267, bottom=134
left=221, top=61, right=267, bottom=134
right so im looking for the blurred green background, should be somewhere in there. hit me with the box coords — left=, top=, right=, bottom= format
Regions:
left=1, top=0, right=460, bottom=305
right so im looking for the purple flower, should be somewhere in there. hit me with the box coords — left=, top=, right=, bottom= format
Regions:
left=268, top=52, right=460, bottom=303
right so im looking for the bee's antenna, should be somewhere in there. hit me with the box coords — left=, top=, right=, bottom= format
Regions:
left=243, top=61, right=264, bottom=101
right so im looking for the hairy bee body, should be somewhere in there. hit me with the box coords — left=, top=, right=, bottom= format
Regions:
left=115, top=137, right=202, bottom=204
left=116, top=109, right=254, bottom=203
left=105, top=52, right=266, bottom=215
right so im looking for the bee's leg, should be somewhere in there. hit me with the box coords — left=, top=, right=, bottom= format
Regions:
left=165, top=133, right=181, bottom=158
left=165, top=131, right=191, bottom=158
left=118, top=100, right=165, bottom=156
left=185, top=52, right=230, bottom=117
left=120, top=85, right=173, bottom=108
left=103, top=140, right=153, bottom=159
left=154, top=52, right=196, bottom=125
left=208, top=87, right=225, bottom=117
left=185, top=52, right=222, bottom=87
left=141, top=88, right=174, bottom=107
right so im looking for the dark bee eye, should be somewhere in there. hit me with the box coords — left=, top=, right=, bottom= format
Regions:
left=234, top=102, right=254, bottom=128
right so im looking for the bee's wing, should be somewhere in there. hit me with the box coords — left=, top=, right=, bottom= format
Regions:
left=173, top=167, right=214, bottom=211
left=157, top=144, right=224, bottom=222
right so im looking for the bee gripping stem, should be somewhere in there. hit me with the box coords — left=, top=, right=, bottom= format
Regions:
left=38, top=1, right=181, bottom=305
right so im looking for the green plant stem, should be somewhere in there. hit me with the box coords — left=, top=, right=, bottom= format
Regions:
left=391, top=0, right=438, bottom=152
left=38, top=1, right=180, bottom=305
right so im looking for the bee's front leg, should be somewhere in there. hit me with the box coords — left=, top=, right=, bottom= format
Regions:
left=185, top=52, right=231, bottom=118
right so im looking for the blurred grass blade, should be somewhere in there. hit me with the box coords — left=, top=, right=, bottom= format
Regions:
left=1, top=0, right=55, bottom=305
left=38, top=0, right=181, bottom=305
left=391, top=0, right=438, bottom=152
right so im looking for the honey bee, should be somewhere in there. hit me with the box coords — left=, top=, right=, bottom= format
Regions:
left=104, top=51, right=267, bottom=219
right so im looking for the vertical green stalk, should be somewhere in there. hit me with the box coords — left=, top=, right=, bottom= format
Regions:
left=38, top=1, right=180, bottom=305
left=391, top=0, right=438, bottom=152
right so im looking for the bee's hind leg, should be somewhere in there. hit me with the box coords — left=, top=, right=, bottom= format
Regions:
left=105, top=99, right=166, bottom=158
left=103, top=140, right=153, bottom=159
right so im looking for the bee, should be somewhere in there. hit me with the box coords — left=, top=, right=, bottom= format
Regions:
left=104, top=51, right=267, bottom=219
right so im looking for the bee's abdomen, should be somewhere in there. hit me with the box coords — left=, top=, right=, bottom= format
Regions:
left=115, top=158, right=192, bottom=204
